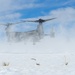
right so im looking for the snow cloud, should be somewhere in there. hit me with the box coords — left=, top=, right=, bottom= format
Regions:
left=35, top=7, right=75, bottom=38
left=49, top=7, right=75, bottom=38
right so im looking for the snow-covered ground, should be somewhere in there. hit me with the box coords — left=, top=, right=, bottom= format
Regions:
left=0, top=36, right=75, bottom=75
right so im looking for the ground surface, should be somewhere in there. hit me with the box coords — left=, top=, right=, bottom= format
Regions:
left=0, top=37, right=75, bottom=75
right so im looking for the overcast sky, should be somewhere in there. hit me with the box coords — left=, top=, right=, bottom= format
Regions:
left=0, top=0, right=75, bottom=39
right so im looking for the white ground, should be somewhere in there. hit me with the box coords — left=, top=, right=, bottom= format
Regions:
left=0, top=36, right=75, bottom=75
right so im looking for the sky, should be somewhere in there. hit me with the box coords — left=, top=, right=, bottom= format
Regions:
left=0, top=0, right=75, bottom=40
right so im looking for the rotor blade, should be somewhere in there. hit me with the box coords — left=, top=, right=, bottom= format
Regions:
left=22, top=20, right=38, bottom=22
left=44, top=18, right=56, bottom=22
left=0, top=21, right=25, bottom=26
left=0, top=23, right=7, bottom=25
left=0, top=23, right=14, bottom=26
left=10, top=21, right=25, bottom=25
